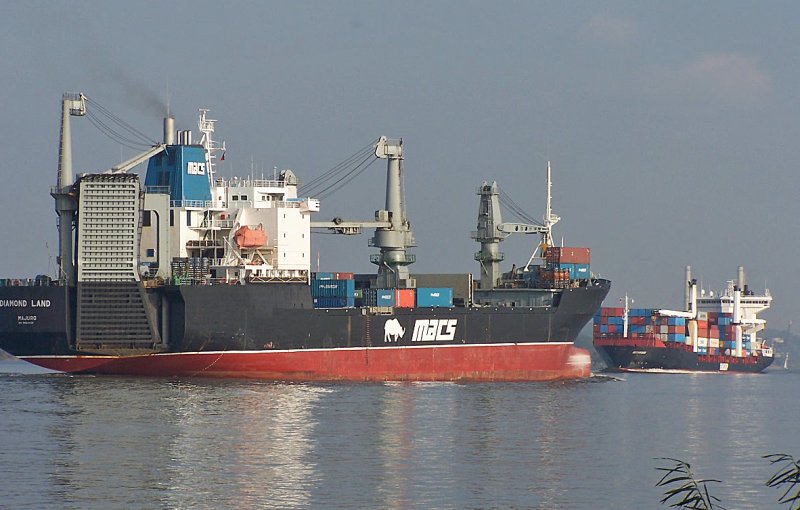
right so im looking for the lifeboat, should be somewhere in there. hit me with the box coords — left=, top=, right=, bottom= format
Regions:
left=234, top=225, right=267, bottom=248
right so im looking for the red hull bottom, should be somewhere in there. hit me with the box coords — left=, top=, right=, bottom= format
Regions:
left=21, top=343, right=591, bottom=382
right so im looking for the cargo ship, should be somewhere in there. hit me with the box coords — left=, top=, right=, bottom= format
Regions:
left=593, top=266, right=773, bottom=373
left=0, top=93, right=609, bottom=381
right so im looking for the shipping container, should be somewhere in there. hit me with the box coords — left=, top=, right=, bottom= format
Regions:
left=416, top=287, right=454, bottom=307
left=362, top=288, right=396, bottom=307
left=335, top=272, right=355, bottom=280
left=546, top=246, right=590, bottom=264
left=376, top=289, right=395, bottom=306
left=395, top=289, right=415, bottom=308
left=313, top=272, right=335, bottom=280
left=313, top=296, right=355, bottom=308
left=311, top=278, right=355, bottom=298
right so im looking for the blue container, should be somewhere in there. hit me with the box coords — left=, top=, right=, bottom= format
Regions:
left=573, top=264, right=590, bottom=280
left=311, top=278, right=355, bottom=298
left=600, top=324, right=609, bottom=333
left=313, top=272, right=335, bottom=281
left=313, top=296, right=355, bottom=308
left=416, top=288, right=453, bottom=307
left=376, top=289, right=395, bottom=306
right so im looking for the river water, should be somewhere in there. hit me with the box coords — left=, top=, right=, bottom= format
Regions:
left=0, top=359, right=797, bottom=509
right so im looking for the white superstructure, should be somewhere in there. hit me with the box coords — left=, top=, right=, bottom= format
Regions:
left=139, top=109, right=320, bottom=284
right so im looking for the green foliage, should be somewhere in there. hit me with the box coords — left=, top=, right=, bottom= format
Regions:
left=655, top=458, right=724, bottom=510
left=765, top=454, right=800, bottom=509
left=656, top=454, right=800, bottom=509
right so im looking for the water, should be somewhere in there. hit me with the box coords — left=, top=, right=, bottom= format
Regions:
left=1, top=359, right=798, bottom=509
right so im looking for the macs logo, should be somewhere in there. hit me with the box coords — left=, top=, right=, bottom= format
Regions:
left=187, top=161, right=206, bottom=175
left=383, top=318, right=458, bottom=343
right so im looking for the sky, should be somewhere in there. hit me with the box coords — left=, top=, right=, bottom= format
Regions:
left=1, top=1, right=799, bottom=331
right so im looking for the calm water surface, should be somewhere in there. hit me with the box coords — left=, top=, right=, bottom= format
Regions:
left=1, top=359, right=798, bottom=509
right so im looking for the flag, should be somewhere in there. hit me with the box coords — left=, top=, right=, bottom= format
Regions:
left=220, top=152, right=226, bottom=161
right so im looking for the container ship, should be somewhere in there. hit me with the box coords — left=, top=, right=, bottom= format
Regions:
left=593, top=266, right=773, bottom=373
left=0, top=93, right=609, bottom=381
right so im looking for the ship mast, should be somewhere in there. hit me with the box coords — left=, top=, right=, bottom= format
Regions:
left=621, top=294, right=632, bottom=338
left=541, top=161, right=560, bottom=251
left=198, top=108, right=226, bottom=205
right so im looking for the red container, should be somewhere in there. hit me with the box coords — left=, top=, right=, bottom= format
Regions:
left=395, top=289, right=416, bottom=308
left=546, top=247, right=590, bottom=264
left=335, top=272, right=355, bottom=280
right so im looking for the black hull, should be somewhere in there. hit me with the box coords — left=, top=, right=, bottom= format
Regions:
left=595, top=344, right=773, bottom=373
left=0, top=280, right=610, bottom=358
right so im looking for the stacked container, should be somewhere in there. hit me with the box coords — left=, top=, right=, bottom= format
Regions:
left=545, top=247, right=590, bottom=282
left=311, top=272, right=355, bottom=308
left=171, top=257, right=210, bottom=284
left=593, top=308, right=686, bottom=344
left=593, top=307, right=753, bottom=356
left=538, top=267, right=571, bottom=288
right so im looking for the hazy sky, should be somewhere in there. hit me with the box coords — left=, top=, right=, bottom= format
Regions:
left=2, top=1, right=798, bottom=330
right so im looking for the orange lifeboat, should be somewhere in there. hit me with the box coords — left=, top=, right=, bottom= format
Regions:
left=234, top=225, right=267, bottom=248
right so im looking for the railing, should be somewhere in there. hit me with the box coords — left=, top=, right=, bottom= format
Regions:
left=369, top=253, right=416, bottom=265
left=185, top=240, right=224, bottom=248
left=223, top=179, right=284, bottom=188
left=474, top=251, right=505, bottom=262
left=198, top=219, right=235, bottom=229
left=171, top=200, right=213, bottom=208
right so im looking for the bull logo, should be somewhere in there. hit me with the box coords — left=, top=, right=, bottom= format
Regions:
left=383, top=318, right=405, bottom=342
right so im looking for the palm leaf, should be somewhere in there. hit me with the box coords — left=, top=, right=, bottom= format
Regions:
left=764, top=453, right=800, bottom=510
left=655, top=458, right=725, bottom=510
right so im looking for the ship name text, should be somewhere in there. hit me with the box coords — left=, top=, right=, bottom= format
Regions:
left=411, top=319, right=457, bottom=342
left=0, top=299, right=51, bottom=308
